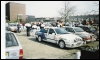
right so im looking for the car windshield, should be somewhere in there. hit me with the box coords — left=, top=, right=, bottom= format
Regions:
left=55, top=28, right=70, bottom=34
left=6, top=33, right=19, bottom=47
left=10, top=24, right=17, bottom=26
left=74, top=27, right=84, bottom=32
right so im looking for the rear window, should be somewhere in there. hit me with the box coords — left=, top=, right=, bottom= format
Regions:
left=6, top=33, right=19, bottom=47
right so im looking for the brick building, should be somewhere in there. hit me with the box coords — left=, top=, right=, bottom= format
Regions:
left=6, top=2, right=26, bottom=22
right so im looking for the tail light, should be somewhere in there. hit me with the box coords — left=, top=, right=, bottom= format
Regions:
left=19, top=49, right=23, bottom=59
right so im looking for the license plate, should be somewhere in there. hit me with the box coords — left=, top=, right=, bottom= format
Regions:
left=6, top=52, right=9, bottom=57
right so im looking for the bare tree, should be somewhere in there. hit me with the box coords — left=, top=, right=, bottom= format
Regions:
left=58, top=1, right=76, bottom=22
left=87, top=2, right=99, bottom=14
left=93, top=2, right=99, bottom=6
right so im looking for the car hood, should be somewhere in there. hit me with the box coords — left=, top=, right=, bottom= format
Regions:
left=10, top=26, right=17, bottom=29
left=58, top=34, right=82, bottom=40
left=75, top=32, right=93, bottom=37
left=76, top=32, right=90, bottom=35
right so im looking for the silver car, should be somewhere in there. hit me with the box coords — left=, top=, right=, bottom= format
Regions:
left=6, top=30, right=23, bottom=59
left=64, top=27, right=97, bottom=42
left=9, top=23, right=21, bottom=32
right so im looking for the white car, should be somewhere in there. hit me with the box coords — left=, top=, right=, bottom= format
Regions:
left=6, top=30, right=23, bottom=59
left=35, top=27, right=85, bottom=48
left=9, top=23, right=21, bottom=32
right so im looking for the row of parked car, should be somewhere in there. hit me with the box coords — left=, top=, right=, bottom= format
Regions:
left=34, top=25, right=99, bottom=49
left=6, top=23, right=22, bottom=33
left=6, top=23, right=23, bottom=59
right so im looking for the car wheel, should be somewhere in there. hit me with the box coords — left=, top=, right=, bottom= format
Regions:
left=38, top=36, right=42, bottom=42
left=58, top=41, right=65, bottom=49
left=36, top=37, right=38, bottom=40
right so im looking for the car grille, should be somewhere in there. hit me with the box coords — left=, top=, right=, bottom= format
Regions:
left=75, top=38, right=82, bottom=42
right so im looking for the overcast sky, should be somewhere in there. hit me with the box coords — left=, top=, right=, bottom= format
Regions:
left=5, top=1, right=99, bottom=18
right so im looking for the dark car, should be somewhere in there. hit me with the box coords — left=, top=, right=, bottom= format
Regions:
left=94, top=30, right=99, bottom=41
left=63, top=27, right=97, bottom=42
left=77, top=26, right=96, bottom=34
left=78, top=26, right=99, bottom=41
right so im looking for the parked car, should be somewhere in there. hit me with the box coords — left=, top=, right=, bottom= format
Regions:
left=9, top=23, right=21, bottom=32
left=94, top=30, right=99, bottom=41
left=35, top=27, right=85, bottom=48
left=63, top=27, right=97, bottom=43
left=77, top=26, right=99, bottom=41
left=43, top=23, right=53, bottom=27
left=77, top=26, right=96, bottom=34
left=6, top=30, right=23, bottom=59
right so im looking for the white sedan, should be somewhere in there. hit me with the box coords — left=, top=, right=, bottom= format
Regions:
left=6, top=30, right=23, bottom=59
left=35, top=27, right=85, bottom=48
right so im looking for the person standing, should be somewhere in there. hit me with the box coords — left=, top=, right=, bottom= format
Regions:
left=40, top=25, right=46, bottom=40
left=70, top=21, right=75, bottom=27
left=31, top=22, right=38, bottom=36
left=22, top=22, right=25, bottom=31
left=25, top=22, right=31, bottom=37
left=17, top=22, right=21, bottom=33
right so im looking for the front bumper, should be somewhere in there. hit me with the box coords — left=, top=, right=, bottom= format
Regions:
left=83, top=38, right=96, bottom=42
left=65, top=42, right=85, bottom=48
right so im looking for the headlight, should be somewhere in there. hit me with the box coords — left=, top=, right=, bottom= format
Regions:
left=74, top=38, right=82, bottom=42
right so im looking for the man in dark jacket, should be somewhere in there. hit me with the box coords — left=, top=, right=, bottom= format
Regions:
left=25, top=22, right=31, bottom=36
left=17, top=23, right=21, bottom=33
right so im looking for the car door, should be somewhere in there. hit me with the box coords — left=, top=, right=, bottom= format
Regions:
left=46, top=28, right=56, bottom=43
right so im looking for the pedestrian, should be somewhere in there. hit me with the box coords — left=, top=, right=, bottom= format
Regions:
left=70, top=21, right=75, bottom=27
left=25, top=22, right=31, bottom=37
left=22, top=21, right=25, bottom=31
left=31, top=22, right=38, bottom=36
left=36, top=22, right=40, bottom=30
left=40, top=25, right=46, bottom=40
left=17, top=22, right=21, bottom=33
left=40, top=22, right=45, bottom=29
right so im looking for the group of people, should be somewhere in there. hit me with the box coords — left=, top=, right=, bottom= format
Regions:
left=16, top=22, right=25, bottom=33
left=17, top=19, right=99, bottom=37
left=25, top=21, right=46, bottom=37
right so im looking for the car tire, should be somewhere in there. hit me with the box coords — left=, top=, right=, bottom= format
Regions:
left=36, top=37, right=38, bottom=40
left=58, top=41, right=65, bottom=49
left=38, top=36, right=42, bottom=42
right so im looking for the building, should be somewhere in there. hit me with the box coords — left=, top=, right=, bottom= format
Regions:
left=69, top=14, right=99, bottom=22
left=26, top=15, right=35, bottom=22
left=35, top=17, right=55, bottom=22
left=6, top=2, right=26, bottom=22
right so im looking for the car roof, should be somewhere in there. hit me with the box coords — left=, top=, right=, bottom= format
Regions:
left=78, top=25, right=94, bottom=28
left=6, top=30, right=13, bottom=33
left=46, top=27, right=62, bottom=29
left=64, top=27, right=80, bottom=28
left=9, top=23, right=17, bottom=25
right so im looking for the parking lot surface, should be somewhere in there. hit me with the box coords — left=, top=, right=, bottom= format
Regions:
left=15, top=31, right=80, bottom=59
left=15, top=31, right=99, bottom=59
